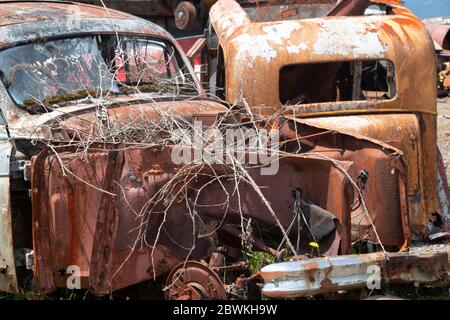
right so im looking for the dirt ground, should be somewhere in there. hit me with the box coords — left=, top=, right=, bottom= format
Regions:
left=438, top=97, right=450, bottom=182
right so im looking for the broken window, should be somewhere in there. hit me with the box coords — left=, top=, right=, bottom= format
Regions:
left=117, top=38, right=187, bottom=86
left=0, top=35, right=198, bottom=110
left=0, top=37, right=117, bottom=107
left=279, top=60, right=396, bottom=105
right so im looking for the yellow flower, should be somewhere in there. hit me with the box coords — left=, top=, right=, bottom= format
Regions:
left=309, top=242, right=319, bottom=249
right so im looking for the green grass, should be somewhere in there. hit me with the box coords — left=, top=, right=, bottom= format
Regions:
left=0, top=289, right=111, bottom=300
left=244, top=251, right=274, bottom=274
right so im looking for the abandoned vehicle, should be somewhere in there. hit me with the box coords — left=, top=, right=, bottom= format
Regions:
left=197, top=0, right=450, bottom=297
left=0, top=0, right=448, bottom=300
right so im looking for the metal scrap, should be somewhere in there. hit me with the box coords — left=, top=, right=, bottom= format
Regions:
left=261, top=251, right=449, bottom=298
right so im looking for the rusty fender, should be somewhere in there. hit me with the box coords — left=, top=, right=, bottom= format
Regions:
left=280, top=117, right=410, bottom=250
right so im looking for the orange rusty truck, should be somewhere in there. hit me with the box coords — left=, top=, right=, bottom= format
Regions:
left=195, top=0, right=450, bottom=297
left=0, top=0, right=448, bottom=299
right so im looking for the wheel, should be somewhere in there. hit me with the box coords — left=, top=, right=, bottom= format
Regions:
left=174, top=1, right=197, bottom=32
left=164, top=261, right=227, bottom=300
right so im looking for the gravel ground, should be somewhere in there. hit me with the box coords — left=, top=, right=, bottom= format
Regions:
left=409, top=243, right=450, bottom=255
left=438, top=97, right=450, bottom=182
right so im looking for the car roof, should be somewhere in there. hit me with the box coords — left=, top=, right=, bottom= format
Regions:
left=0, top=1, right=173, bottom=46
left=0, top=1, right=137, bottom=25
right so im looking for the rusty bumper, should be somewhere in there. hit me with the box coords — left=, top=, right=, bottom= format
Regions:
left=261, top=251, right=449, bottom=298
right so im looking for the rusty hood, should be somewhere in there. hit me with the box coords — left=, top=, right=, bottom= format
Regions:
left=7, top=97, right=228, bottom=140
left=54, top=99, right=229, bottom=139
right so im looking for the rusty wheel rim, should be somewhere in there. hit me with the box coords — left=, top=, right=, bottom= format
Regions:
left=165, top=261, right=227, bottom=300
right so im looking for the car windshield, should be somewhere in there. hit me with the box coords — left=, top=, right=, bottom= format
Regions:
left=0, top=35, right=198, bottom=110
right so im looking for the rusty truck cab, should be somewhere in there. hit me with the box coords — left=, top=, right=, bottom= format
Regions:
left=199, top=0, right=449, bottom=297
left=204, top=0, right=447, bottom=240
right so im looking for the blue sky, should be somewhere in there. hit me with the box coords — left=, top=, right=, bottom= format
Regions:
left=403, top=0, right=450, bottom=19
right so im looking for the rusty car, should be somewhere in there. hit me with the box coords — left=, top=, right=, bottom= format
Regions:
left=0, top=0, right=353, bottom=299
left=193, top=0, right=450, bottom=298
left=0, top=0, right=448, bottom=300
left=0, top=0, right=232, bottom=296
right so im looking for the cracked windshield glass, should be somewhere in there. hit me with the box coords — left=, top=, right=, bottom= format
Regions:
left=0, top=35, right=197, bottom=111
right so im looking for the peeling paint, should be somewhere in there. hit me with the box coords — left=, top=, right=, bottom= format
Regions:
left=262, top=21, right=300, bottom=44
left=287, top=42, right=307, bottom=54
left=208, top=0, right=440, bottom=247
left=232, top=34, right=278, bottom=62
left=210, top=0, right=249, bottom=39
left=313, top=18, right=387, bottom=57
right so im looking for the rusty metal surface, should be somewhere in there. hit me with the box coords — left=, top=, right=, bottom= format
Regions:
left=261, top=251, right=449, bottom=298
left=27, top=107, right=417, bottom=294
left=0, top=1, right=209, bottom=294
left=241, top=0, right=336, bottom=23
left=282, top=117, right=410, bottom=248
left=0, top=2, right=186, bottom=63
left=31, top=143, right=357, bottom=293
left=326, top=0, right=369, bottom=17
left=0, top=1, right=140, bottom=25
left=207, top=0, right=441, bottom=241
left=0, top=4, right=204, bottom=129
left=81, top=0, right=174, bottom=17
left=210, top=0, right=436, bottom=116
left=297, top=114, right=429, bottom=238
